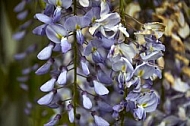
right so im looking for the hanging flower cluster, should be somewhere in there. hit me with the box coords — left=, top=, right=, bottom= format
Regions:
left=13, top=0, right=166, bottom=125
left=122, top=1, right=190, bottom=125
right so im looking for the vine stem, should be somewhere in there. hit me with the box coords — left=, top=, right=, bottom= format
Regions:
left=73, top=0, right=77, bottom=125
left=119, top=0, right=125, bottom=125
left=119, top=0, right=125, bottom=23
left=73, top=33, right=77, bottom=126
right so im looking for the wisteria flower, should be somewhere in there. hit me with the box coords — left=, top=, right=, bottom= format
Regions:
left=57, top=67, right=67, bottom=85
left=67, top=104, right=74, bottom=123
left=93, top=114, right=110, bottom=126
left=82, top=91, right=92, bottom=109
left=37, top=91, right=55, bottom=105
left=13, top=0, right=168, bottom=125
left=37, top=43, right=54, bottom=60
left=84, top=39, right=106, bottom=63
left=81, top=57, right=90, bottom=75
left=133, top=62, right=162, bottom=79
left=44, top=114, right=61, bottom=126
left=133, top=91, right=159, bottom=120
left=47, top=0, right=72, bottom=9
left=79, top=0, right=90, bottom=7
left=112, top=57, right=134, bottom=88
left=35, top=58, right=54, bottom=75
left=40, top=77, right=56, bottom=92
left=46, top=24, right=71, bottom=53
left=64, top=16, right=90, bottom=44
left=89, top=12, right=120, bottom=38
left=93, top=80, right=109, bottom=95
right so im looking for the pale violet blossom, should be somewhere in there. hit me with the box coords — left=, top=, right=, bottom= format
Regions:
left=93, top=80, right=109, bottom=95
left=94, top=115, right=110, bottom=126
left=82, top=92, right=92, bottom=109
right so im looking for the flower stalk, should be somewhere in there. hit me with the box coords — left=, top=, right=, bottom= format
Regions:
left=73, top=0, right=78, bottom=125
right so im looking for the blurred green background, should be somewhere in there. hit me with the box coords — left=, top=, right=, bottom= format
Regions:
left=0, top=0, right=52, bottom=125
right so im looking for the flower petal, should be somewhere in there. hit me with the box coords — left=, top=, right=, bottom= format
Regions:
left=134, top=106, right=146, bottom=120
left=76, top=30, right=84, bottom=44
left=93, top=80, right=109, bottom=95
left=33, top=24, right=47, bottom=35
left=14, top=1, right=26, bottom=12
left=46, top=24, right=67, bottom=43
left=35, top=13, right=52, bottom=24
left=44, top=114, right=61, bottom=126
left=100, top=1, right=110, bottom=17
left=61, top=38, right=71, bottom=53
left=37, top=44, right=54, bottom=60
left=57, top=69, right=67, bottom=85
left=17, top=10, right=28, bottom=20
left=37, top=92, right=54, bottom=105
left=12, top=31, right=26, bottom=41
left=81, top=59, right=90, bottom=75
left=35, top=60, right=52, bottom=75
left=94, top=115, right=109, bottom=126
left=40, top=78, right=56, bottom=92
left=82, top=94, right=92, bottom=109
left=79, top=0, right=89, bottom=7
left=67, top=105, right=74, bottom=123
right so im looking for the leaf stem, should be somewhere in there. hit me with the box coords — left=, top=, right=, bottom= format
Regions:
left=119, top=0, right=125, bottom=23
left=119, top=0, right=125, bottom=126
left=73, top=0, right=77, bottom=125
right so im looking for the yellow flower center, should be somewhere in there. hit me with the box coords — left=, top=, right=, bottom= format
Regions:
left=121, top=65, right=126, bottom=73
left=141, top=103, right=147, bottom=108
left=150, top=46, right=154, bottom=52
left=75, top=24, right=81, bottom=30
left=92, top=17, right=96, bottom=23
left=138, top=70, right=144, bottom=77
left=56, top=0, right=62, bottom=7
left=92, top=47, right=97, bottom=53
left=56, top=33, right=62, bottom=40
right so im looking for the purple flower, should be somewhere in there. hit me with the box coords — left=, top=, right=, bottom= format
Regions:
left=46, top=24, right=71, bottom=53
left=12, top=31, right=26, bottom=41
left=67, top=104, right=74, bottom=123
left=64, top=16, right=90, bottom=44
left=47, top=0, right=72, bottom=9
left=37, top=91, right=54, bottom=105
left=93, top=115, right=110, bottom=126
left=81, top=57, right=90, bottom=75
left=97, top=100, right=112, bottom=112
left=93, top=80, right=109, bottom=95
left=100, top=0, right=110, bottom=17
left=14, top=0, right=26, bottom=12
left=40, top=77, right=56, bottom=92
left=52, top=6, right=62, bottom=22
left=97, top=69, right=112, bottom=85
left=44, top=114, right=61, bottom=126
left=89, top=12, right=120, bottom=38
left=35, top=13, right=53, bottom=24
left=17, top=10, right=28, bottom=20
left=17, top=0, right=166, bottom=124
left=35, top=58, right=54, bottom=75
left=37, top=43, right=54, bottom=60
left=82, top=91, right=92, bottom=109
left=133, top=91, right=159, bottom=120
left=84, top=39, right=106, bottom=63
left=112, top=57, right=134, bottom=88
left=85, top=7, right=100, bottom=23
left=33, top=24, right=47, bottom=35
left=133, top=62, right=162, bottom=79
left=57, top=67, right=67, bottom=85
left=140, top=51, right=163, bottom=61
left=14, top=52, right=27, bottom=60
left=79, top=0, right=90, bottom=7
